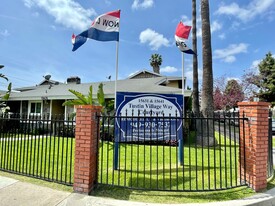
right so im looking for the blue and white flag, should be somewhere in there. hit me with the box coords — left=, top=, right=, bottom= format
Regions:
left=72, top=10, right=120, bottom=52
left=72, top=34, right=87, bottom=52
left=175, top=22, right=195, bottom=55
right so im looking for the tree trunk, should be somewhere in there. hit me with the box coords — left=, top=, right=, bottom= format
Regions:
left=198, top=0, right=216, bottom=146
left=153, top=66, right=160, bottom=74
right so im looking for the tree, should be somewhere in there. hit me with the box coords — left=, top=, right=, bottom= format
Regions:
left=192, top=0, right=200, bottom=115
left=198, top=0, right=215, bottom=146
left=213, top=77, right=245, bottom=110
left=149, top=54, right=162, bottom=74
left=0, top=65, right=12, bottom=112
left=241, top=68, right=259, bottom=101
left=213, top=87, right=225, bottom=110
left=224, top=79, right=244, bottom=109
left=200, top=0, right=213, bottom=116
left=253, top=52, right=275, bottom=104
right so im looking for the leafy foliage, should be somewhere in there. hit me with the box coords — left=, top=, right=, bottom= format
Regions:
left=213, top=87, right=225, bottom=110
left=0, top=66, right=12, bottom=111
left=62, top=85, right=96, bottom=106
left=149, top=53, right=162, bottom=73
left=213, top=77, right=244, bottom=110
left=62, top=83, right=114, bottom=114
left=240, top=68, right=259, bottom=101
left=224, top=79, right=244, bottom=109
left=252, top=52, right=275, bottom=104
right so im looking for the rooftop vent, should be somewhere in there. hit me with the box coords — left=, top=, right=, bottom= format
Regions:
left=67, top=76, right=81, bottom=84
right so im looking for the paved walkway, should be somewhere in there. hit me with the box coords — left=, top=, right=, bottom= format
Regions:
left=1, top=176, right=275, bottom=206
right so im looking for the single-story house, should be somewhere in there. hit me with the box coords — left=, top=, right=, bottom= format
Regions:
left=5, top=70, right=192, bottom=119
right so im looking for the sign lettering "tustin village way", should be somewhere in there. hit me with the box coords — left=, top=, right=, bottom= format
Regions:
left=115, top=92, right=183, bottom=142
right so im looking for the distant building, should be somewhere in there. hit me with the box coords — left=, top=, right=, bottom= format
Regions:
left=5, top=70, right=191, bottom=118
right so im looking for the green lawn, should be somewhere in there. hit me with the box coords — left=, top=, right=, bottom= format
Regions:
left=0, top=135, right=74, bottom=185
left=0, top=132, right=242, bottom=191
left=0, top=132, right=266, bottom=204
left=98, top=132, right=241, bottom=191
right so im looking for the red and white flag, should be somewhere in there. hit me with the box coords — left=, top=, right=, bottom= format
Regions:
left=72, top=10, right=120, bottom=52
left=175, top=22, right=195, bottom=55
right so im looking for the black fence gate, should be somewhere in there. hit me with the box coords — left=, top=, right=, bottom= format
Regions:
left=97, top=111, right=250, bottom=191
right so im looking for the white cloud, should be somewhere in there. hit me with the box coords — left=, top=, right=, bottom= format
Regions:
left=197, top=20, right=222, bottom=38
left=250, top=54, right=275, bottom=71
left=0, top=29, right=10, bottom=37
left=160, top=66, right=178, bottom=73
left=132, top=0, right=154, bottom=10
left=23, top=0, right=97, bottom=31
left=178, top=13, right=222, bottom=38
left=224, top=56, right=236, bottom=63
left=139, top=28, right=169, bottom=50
left=251, top=59, right=261, bottom=68
left=186, top=67, right=203, bottom=82
left=180, top=15, right=192, bottom=26
left=197, top=27, right=202, bottom=38
left=216, top=0, right=275, bottom=22
left=213, top=43, right=248, bottom=63
left=211, top=20, right=222, bottom=33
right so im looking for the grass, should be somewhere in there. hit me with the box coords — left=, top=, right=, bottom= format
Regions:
left=92, top=185, right=255, bottom=204
left=0, top=134, right=75, bottom=185
left=98, top=132, right=241, bottom=191
left=93, top=134, right=275, bottom=203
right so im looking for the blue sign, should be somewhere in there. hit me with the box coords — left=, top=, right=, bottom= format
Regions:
left=115, top=92, right=183, bottom=142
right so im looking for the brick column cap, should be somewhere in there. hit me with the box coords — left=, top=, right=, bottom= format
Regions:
left=238, top=101, right=270, bottom=107
left=75, top=105, right=102, bottom=109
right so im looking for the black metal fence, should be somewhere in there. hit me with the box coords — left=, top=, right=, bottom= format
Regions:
left=0, top=113, right=75, bottom=186
left=1, top=109, right=272, bottom=191
left=268, top=110, right=274, bottom=178
left=97, top=111, right=250, bottom=191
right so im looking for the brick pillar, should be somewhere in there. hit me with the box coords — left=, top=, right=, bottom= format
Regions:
left=238, top=102, right=270, bottom=192
left=73, top=105, right=102, bottom=194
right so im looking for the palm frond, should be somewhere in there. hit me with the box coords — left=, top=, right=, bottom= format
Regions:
left=2, top=83, right=12, bottom=100
left=87, top=85, right=95, bottom=105
left=97, top=83, right=105, bottom=106
left=0, top=74, right=8, bottom=81
left=62, top=99, right=85, bottom=107
left=68, top=89, right=89, bottom=104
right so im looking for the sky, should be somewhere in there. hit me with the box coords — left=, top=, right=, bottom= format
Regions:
left=0, top=0, right=275, bottom=91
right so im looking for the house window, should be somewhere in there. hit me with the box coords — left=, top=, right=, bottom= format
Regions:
left=30, top=102, right=42, bottom=114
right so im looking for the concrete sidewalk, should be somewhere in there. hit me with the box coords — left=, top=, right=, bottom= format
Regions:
left=1, top=176, right=275, bottom=206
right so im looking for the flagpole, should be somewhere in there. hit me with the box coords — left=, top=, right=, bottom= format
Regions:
left=114, top=9, right=121, bottom=110
left=178, top=52, right=184, bottom=166
left=182, top=52, right=185, bottom=97
left=114, top=11, right=120, bottom=169
left=115, top=41, right=119, bottom=109
left=114, top=40, right=119, bottom=170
